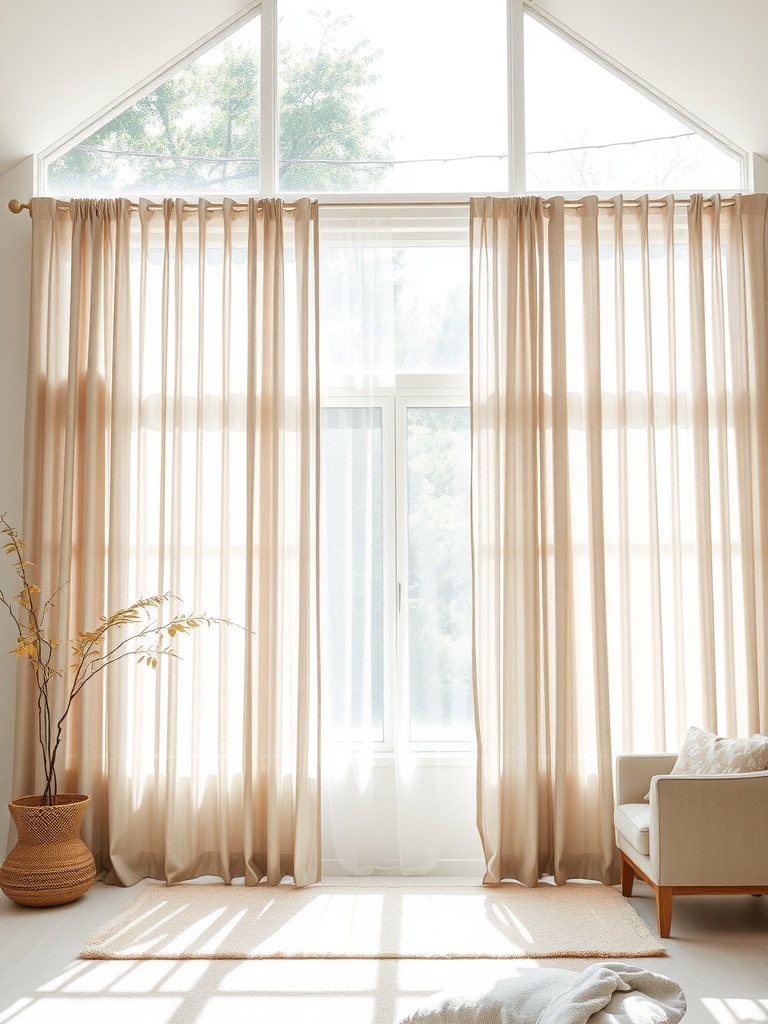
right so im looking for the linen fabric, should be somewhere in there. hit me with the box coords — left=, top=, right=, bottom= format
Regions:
left=642, top=726, right=768, bottom=800
left=470, top=194, right=768, bottom=888
left=15, top=197, right=321, bottom=887
left=670, top=726, right=768, bottom=776
left=397, top=961, right=686, bottom=1024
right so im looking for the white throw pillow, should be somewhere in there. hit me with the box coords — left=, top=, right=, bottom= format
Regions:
left=644, top=726, right=768, bottom=801
left=671, top=726, right=768, bottom=775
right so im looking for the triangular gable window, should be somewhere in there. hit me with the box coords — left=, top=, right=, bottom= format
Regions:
left=524, top=13, right=741, bottom=193
left=47, top=16, right=260, bottom=196
left=45, top=5, right=743, bottom=197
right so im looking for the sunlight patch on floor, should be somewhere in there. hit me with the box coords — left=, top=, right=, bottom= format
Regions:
left=0, top=953, right=550, bottom=1024
left=0, top=996, right=183, bottom=1024
left=701, top=997, right=768, bottom=1023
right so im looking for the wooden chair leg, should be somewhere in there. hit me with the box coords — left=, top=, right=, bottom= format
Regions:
left=655, top=886, right=673, bottom=938
left=620, top=853, right=635, bottom=897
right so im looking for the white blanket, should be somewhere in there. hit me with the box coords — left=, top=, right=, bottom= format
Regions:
left=539, top=962, right=686, bottom=1024
left=398, top=961, right=686, bottom=1024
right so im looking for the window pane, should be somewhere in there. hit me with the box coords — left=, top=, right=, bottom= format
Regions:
left=47, top=17, right=260, bottom=196
left=407, top=407, right=472, bottom=742
left=394, top=248, right=469, bottom=374
left=524, top=14, right=741, bottom=193
left=321, top=407, right=385, bottom=741
left=320, top=211, right=469, bottom=379
left=278, top=0, right=508, bottom=193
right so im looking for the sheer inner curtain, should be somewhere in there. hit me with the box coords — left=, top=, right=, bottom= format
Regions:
left=470, top=194, right=768, bottom=887
left=319, top=207, right=476, bottom=874
left=14, top=196, right=321, bottom=886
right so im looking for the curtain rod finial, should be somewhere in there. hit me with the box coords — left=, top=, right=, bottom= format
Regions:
left=8, top=199, right=26, bottom=215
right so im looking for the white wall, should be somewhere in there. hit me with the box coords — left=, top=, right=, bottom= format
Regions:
left=0, top=158, right=33, bottom=848
left=751, top=154, right=768, bottom=192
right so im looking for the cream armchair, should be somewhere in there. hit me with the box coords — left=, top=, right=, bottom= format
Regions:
left=614, top=753, right=768, bottom=937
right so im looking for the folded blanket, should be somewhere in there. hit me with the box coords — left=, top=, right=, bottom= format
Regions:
left=539, top=962, right=686, bottom=1024
left=397, top=961, right=686, bottom=1024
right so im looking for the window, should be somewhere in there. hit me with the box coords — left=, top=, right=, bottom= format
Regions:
left=403, top=402, right=472, bottom=743
left=43, top=2, right=744, bottom=197
left=47, top=16, right=261, bottom=196
left=320, top=208, right=471, bottom=750
left=40, top=1, right=746, bottom=759
left=523, top=13, right=742, bottom=193
left=277, top=0, right=508, bottom=193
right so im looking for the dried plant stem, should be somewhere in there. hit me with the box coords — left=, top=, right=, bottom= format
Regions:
left=2, top=512, right=234, bottom=806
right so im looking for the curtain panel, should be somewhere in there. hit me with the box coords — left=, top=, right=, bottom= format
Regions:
left=14, top=196, right=321, bottom=886
left=470, top=194, right=768, bottom=887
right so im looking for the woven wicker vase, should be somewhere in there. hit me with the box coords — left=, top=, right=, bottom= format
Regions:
left=0, top=794, right=96, bottom=907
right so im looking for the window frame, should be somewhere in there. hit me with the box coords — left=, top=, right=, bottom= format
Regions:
left=38, top=0, right=747, bottom=198
left=321, top=376, right=472, bottom=757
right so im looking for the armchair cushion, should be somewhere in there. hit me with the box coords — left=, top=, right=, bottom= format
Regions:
left=643, top=727, right=768, bottom=800
left=613, top=804, right=650, bottom=856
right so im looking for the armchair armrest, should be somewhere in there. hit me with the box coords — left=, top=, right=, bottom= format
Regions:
left=650, top=771, right=768, bottom=886
left=615, top=753, right=677, bottom=805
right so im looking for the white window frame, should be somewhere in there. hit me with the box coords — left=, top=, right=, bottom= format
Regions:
left=322, top=377, right=473, bottom=757
left=37, top=0, right=746, bottom=198
left=394, top=382, right=473, bottom=755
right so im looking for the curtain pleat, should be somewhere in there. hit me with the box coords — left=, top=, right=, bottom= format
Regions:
left=471, top=193, right=768, bottom=887
left=15, top=196, right=321, bottom=887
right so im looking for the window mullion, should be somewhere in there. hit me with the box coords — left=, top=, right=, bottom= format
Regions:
left=260, top=0, right=277, bottom=195
left=510, top=0, right=526, bottom=192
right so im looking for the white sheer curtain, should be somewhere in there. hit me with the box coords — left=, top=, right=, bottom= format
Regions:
left=470, top=193, right=768, bottom=887
left=15, top=196, right=321, bottom=886
left=319, top=207, right=476, bottom=874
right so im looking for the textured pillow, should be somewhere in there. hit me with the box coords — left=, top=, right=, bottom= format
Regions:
left=671, top=726, right=768, bottom=775
left=644, top=726, right=768, bottom=801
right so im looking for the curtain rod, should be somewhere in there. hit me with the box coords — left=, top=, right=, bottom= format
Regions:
left=8, top=196, right=739, bottom=216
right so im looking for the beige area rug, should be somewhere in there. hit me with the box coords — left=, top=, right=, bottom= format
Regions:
left=79, top=882, right=664, bottom=960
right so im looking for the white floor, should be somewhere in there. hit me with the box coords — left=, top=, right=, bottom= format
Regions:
left=0, top=876, right=766, bottom=1024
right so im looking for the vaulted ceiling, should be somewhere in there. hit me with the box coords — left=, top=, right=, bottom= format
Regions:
left=1, top=0, right=766, bottom=181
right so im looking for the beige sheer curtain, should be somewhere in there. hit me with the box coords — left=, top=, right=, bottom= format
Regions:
left=14, top=196, right=321, bottom=886
left=470, top=194, right=768, bottom=887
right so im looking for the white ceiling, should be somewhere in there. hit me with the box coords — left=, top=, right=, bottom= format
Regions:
left=1, top=0, right=766, bottom=182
